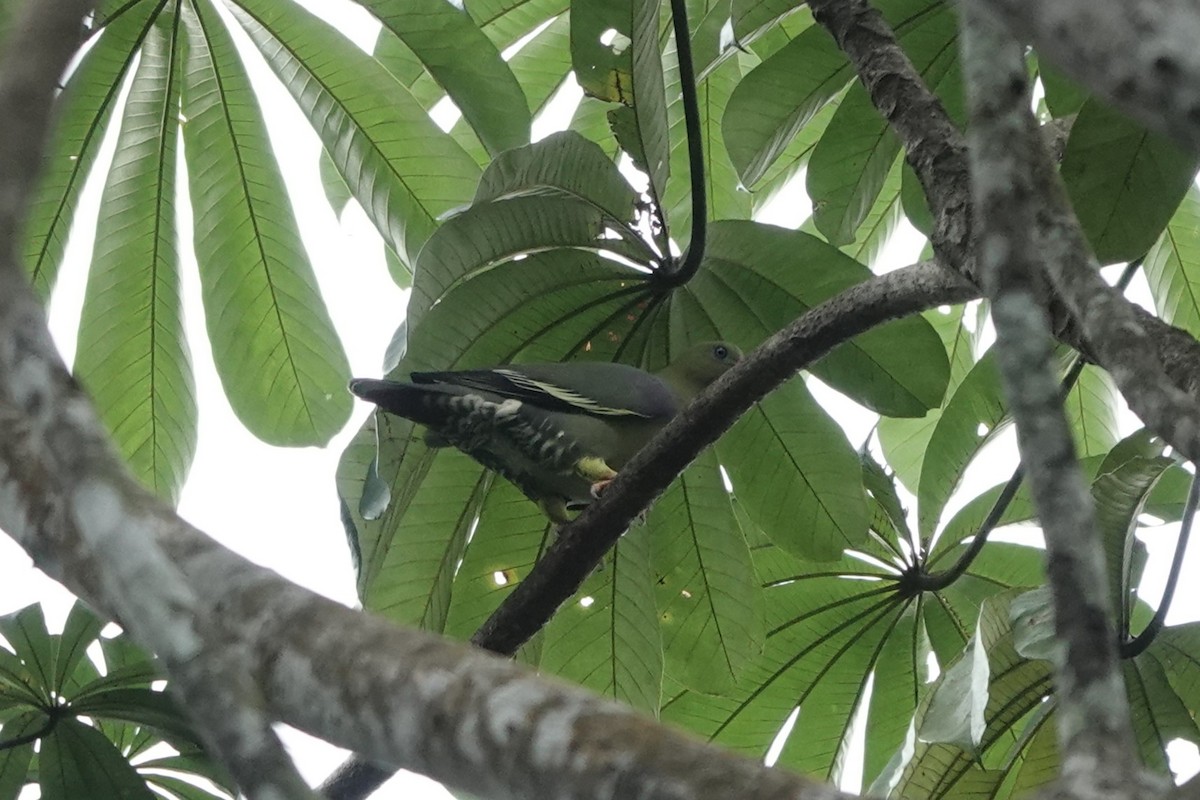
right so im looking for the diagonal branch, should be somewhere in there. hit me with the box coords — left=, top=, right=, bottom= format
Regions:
left=959, top=3, right=1140, bottom=792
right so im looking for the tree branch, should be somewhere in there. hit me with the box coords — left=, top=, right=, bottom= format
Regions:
left=959, top=4, right=1142, bottom=793
left=804, top=0, right=1200, bottom=457
left=986, top=0, right=1200, bottom=153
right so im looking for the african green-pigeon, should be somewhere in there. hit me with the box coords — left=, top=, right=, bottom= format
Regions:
left=349, top=341, right=742, bottom=521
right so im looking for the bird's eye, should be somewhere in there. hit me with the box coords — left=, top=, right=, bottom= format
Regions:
left=713, top=345, right=729, bottom=360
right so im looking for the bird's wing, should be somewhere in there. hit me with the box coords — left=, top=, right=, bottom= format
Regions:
left=410, top=362, right=678, bottom=420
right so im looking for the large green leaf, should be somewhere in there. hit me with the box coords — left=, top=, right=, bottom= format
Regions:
left=807, top=0, right=959, bottom=245
left=723, top=12, right=850, bottom=187
left=184, top=0, right=351, bottom=446
left=1061, top=98, right=1200, bottom=265
left=662, top=28, right=751, bottom=238
left=572, top=0, right=671, bottom=223
left=0, top=711, right=40, bottom=800
left=891, top=593, right=1053, bottom=800
left=719, top=378, right=868, bottom=561
left=23, top=0, right=164, bottom=296
left=1145, top=187, right=1200, bottom=337
left=467, top=0, right=570, bottom=48
left=231, top=0, right=480, bottom=269
left=917, top=352, right=1006, bottom=539
left=357, top=0, right=531, bottom=155
left=71, top=8, right=195, bottom=504
left=697, top=221, right=950, bottom=416
left=541, top=525, right=663, bottom=713
left=39, top=719, right=156, bottom=800
left=878, top=303, right=976, bottom=496
left=651, top=450, right=763, bottom=694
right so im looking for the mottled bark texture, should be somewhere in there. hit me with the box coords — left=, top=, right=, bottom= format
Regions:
left=959, top=5, right=1147, bottom=798
left=805, top=0, right=1200, bottom=404
left=987, top=0, right=1200, bottom=153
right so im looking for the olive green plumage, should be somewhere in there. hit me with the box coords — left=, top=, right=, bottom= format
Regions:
left=349, top=341, right=742, bottom=522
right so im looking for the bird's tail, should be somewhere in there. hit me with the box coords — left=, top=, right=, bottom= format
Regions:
left=348, top=379, right=441, bottom=423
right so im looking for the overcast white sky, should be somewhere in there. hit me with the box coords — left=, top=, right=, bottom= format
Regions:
left=1, top=1, right=1198, bottom=797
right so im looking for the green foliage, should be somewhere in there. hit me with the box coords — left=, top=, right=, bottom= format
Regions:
left=25, top=0, right=1200, bottom=795
left=0, top=603, right=233, bottom=800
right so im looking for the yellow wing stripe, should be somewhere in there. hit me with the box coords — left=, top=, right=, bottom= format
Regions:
left=495, top=369, right=653, bottom=418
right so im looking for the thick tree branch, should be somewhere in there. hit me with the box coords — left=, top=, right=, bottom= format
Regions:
left=804, top=0, right=1200, bottom=454
left=986, top=0, right=1200, bottom=153
left=959, top=5, right=1141, bottom=794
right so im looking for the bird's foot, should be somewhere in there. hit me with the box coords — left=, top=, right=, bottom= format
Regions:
left=575, top=456, right=617, bottom=484
left=589, top=478, right=613, bottom=499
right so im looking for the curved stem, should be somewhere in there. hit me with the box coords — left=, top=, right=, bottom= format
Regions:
left=660, top=0, right=706, bottom=287
left=1120, top=474, right=1198, bottom=659
left=921, top=258, right=1145, bottom=591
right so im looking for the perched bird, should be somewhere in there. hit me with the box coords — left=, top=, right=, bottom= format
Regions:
left=349, top=341, right=742, bottom=522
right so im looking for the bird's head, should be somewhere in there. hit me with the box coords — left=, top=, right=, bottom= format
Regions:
left=658, top=341, right=742, bottom=401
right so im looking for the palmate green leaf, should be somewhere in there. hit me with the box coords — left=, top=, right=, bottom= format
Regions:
left=542, top=526, right=662, bottom=714
left=52, top=604, right=105, bottom=699
left=861, top=449, right=914, bottom=555
left=663, top=42, right=751, bottom=238
left=0, top=711, right=40, bottom=800
left=230, top=0, right=480, bottom=270
left=862, top=601, right=929, bottom=787
left=442, top=479, right=554, bottom=640
left=40, top=719, right=156, bottom=800
left=808, top=0, right=959, bottom=245
left=661, top=555, right=906, bottom=767
left=71, top=688, right=207, bottom=751
left=651, top=449, right=762, bottom=695
left=1123, top=655, right=1200, bottom=774
left=466, top=0, right=569, bottom=47
left=572, top=0, right=671, bottom=218
left=1148, top=625, right=1200, bottom=728
left=1040, top=64, right=1088, bottom=118
left=878, top=303, right=975, bottom=495
left=408, top=131, right=646, bottom=329
left=1063, top=365, right=1120, bottom=458
left=840, top=155, right=904, bottom=267
left=501, top=12, right=572, bottom=119
left=318, top=148, right=354, bottom=217
left=723, top=15, right=850, bottom=188
left=749, top=87, right=840, bottom=211
left=184, top=0, right=351, bottom=446
left=731, top=0, right=805, bottom=42
left=1091, top=431, right=1177, bottom=629
left=23, top=0, right=163, bottom=297
left=718, top=378, right=868, bottom=561
left=892, top=592, right=1053, bottom=800
left=70, top=10, right=195, bottom=505
left=919, top=600, right=991, bottom=752
left=663, top=537, right=1027, bottom=783
left=1145, top=187, right=1200, bottom=336
left=356, top=0, right=530, bottom=155
left=0, top=606, right=52, bottom=706
left=917, top=351, right=1005, bottom=539
left=1061, top=98, right=1200, bottom=265
left=696, top=221, right=950, bottom=416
